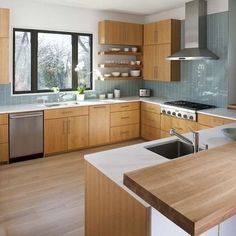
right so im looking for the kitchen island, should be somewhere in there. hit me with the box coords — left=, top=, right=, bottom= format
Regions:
left=85, top=123, right=236, bottom=236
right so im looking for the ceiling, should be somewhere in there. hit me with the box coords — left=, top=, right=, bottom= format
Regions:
left=31, top=0, right=188, bottom=15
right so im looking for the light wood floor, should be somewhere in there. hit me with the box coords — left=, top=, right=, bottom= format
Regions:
left=0, top=140, right=144, bottom=236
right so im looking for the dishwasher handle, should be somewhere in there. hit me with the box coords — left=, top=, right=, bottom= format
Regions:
left=10, top=112, right=43, bottom=119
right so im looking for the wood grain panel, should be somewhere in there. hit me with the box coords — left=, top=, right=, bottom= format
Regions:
left=124, top=142, right=236, bottom=236
left=0, top=8, right=9, bottom=37
left=0, top=143, right=8, bottom=163
left=160, top=114, right=172, bottom=132
left=0, top=114, right=8, bottom=125
left=160, top=130, right=171, bottom=138
left=111, top=110, right=140, bottom=127
left=0, top=38, right=9, bottom=84
left=144, top=22, right=158, bottom=45
left=111, top=102, right=140, bottom=112
left=141, top=124, right=161, bottom=140
left=85, top=162, right=150, bottom=236
left=198, top=114, right=235, bottom=127
left=141, top=110, right=160, bottom=129
left=110, top=124, right=140, bottom=143
left=44, top=118, right=68, bottom=155
left=143, top=45, right=157, bottom=80
left=197, top=123, right=211, bottom=131
left=125, top=23, right=143, bottom=46
left=89, top=105, right=110, bottom=147
left=141, top=102, right=160, bottom=114
left=68, top=115, right=89, bottom=150
left=44, top=106, right=88, bottom=119
left=0, top=124, right=8, bottom=144
left=172, top=116, right=197, bottom=134
left=157, top=19, right=171, bottom=44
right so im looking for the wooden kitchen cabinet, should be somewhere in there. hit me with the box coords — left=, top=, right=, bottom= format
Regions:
left=89, top=105, right=110, bottom=146
left=98, top=20, right=143, bottom=46
left=68, top=116, right=89, bottom=150
left=44, top=107, right=89, bottom=155
left=141, top=102, right=161, bottom=140
left=0, top=8, right=9, bottom=38
left=144, top=22, right=158, bottom=45
left=0, top=113, right=8, bottom=163
left=44, top=118, right=68, bottom=154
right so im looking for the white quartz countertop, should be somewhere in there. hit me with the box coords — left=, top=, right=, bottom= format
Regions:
left=0, top=96, right=168, bottom=114
left=198, top=107, right=236, bottom=120
left=85, top=123, right=236, bottom=206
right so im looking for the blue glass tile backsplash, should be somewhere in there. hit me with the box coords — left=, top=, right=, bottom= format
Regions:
left=144, top=11, right=229, bottom=107
left=0, top=11, right=229, bottom=107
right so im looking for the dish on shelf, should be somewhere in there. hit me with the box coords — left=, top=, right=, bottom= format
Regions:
left=222, top=128, right=236, bottom=140
left=131, top=47, right=138, bottom=52
left=121, top=72, right=129, bottom=77
left=130, top=70, right=140, bottom=77
left=109, top=48, right=120, bottom=52
left=104, top=73, right=111, bottom=78
left=111, top=72, right=121, bottom=77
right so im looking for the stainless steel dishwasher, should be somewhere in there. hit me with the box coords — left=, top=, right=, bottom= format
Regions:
left=9, top=111, right=44, bottom=162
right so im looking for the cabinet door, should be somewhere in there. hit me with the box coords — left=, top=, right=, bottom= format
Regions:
left=141, top=111, right=161, bottom=129
left=161, top=115, right=172, bottom=132
left=111, top=110, right=140, bottom=127
left=44, top=118, right=68, bottom=155
left=172, top=117, right=197, bottom=134
left=157, top=44, right=171, bottom=81
left=157, top=20, right=171, bottom=44
left=0, top=143, right=8, bottom=163
left=89, top=105, right=110, bottom=146
left=68, top=116, right=89, bottom=150
left=141, top=125, right=161, bottom=141
left=0, top=38, right=9, bottom=84
left=0, top=124, right=8, bottom=143
left=143, top=45, right=158, bottom=80
left=125, top=23, right=143, bottom=46
left=144, top=22, right=158, bottom=45
left=0, top=8, right=9, bottom=38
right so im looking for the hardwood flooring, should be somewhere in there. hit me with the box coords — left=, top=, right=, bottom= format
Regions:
left=0, top=140, right=143, bottom=236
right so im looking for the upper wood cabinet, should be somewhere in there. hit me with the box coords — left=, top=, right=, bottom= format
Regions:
left=143, top=19, right=181, bottom=81
left=0, top=8, right=9, bottom=38
left=98, top=20, right=143, bottom=46
left=0, top=8, right=9, bottom=85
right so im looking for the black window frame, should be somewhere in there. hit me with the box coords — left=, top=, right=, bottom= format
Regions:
left=13, top=28, right=93, bottom=94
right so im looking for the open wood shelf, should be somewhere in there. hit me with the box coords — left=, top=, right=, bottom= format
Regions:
left=98, top=51, right=142, bottom=56
left=101, top=76, right=142, bottom=80
left=98, top=63, right=142, bottom=69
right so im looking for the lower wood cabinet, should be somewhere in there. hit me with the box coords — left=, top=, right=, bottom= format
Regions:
left=89, top=105, right=110, bottom=147
left=141, top=124, right=161, bottom=140
left=44, top=107, right=89, bottom=155
left=0, top=114, right=8, bottom=163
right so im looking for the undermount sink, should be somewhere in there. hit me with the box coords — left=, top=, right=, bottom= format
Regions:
left=146, top=140, right=199, bottom=160
left=44, top=102, right=79, bottom=107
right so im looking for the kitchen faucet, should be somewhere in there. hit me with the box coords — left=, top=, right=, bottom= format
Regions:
left=58, top=92, right=66, bottom=102
left=169, top=128, right=207, bottom=153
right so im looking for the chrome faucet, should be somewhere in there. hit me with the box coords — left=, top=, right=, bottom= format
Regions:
left=58, top=92, right=66, bottom=102
left=169, top=128, right=204, bottom=153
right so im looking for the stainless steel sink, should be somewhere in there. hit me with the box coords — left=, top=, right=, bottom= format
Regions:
left=44, top=102, right=79, bottom=107
left=146, top=140, right=199, bottom=159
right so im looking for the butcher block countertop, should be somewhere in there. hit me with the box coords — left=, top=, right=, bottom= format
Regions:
left=124, top=142, right=236, bottom=236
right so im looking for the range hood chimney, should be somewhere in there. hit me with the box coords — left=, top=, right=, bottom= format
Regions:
left=167, top=0, right=219, bottom=61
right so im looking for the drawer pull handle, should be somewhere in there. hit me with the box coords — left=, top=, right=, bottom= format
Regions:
left=93, top=106, right=106, bottom=109
left=63, top=111, right=73, bottom=114
left=121, top=131, right=129, bottom=135
left=121, top=105, right=130, bottom=108
left=121, top=116, right=130, bottom=119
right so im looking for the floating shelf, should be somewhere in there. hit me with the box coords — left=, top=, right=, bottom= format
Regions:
left=98, top=63, right=142, bottom=69
left=101, top=76, right=142, bottom=80
left=98, top=51, right=142, bottom=56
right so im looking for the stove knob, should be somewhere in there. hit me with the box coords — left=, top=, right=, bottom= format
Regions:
left=183, top=114, right=188, bottom=119
left=177, top=113, right=182, bottom=118
left=189, top=116, right=194, bottom=120
left=162, top=109, right=166, bottom=114
left=167, top=111, right=171, bottom=115
left=172, top=112, right=176, bottom=116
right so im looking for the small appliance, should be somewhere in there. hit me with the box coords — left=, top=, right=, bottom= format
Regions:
left=139, top=88, right=151, bottom=97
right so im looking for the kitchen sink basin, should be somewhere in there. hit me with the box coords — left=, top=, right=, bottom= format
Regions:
left=44, top=102, right=79, bottom=107
left=146, top=140, right=198, bottom=159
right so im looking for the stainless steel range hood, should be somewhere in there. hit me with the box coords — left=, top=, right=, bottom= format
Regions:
left=167, top=0, right=219, bottom=61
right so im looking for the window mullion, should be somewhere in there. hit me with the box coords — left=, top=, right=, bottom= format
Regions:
left=72, top=33, right=78, bottom=90
left=31, top=31, right=38, bottom=93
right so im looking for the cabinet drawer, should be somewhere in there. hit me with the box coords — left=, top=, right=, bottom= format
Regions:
left=141, top=125, right=160, bottom=141
left=141, top=111, right=160, bottom=129
left=111, top=102, right=140, bottom=112
left=0, top=114, right=8, bottom=125
left=0, top=143, right=8, bottom=163
left=111, top=110, right=140, bottom=127
left=44, top=106, right=88, bottom=119
left=111, top=124, right=140, bottom=143
left=161, top=115, right=172, bottom=132
left=0, top=125, right=8, bottom=143
left=198, top=114, right=235, bottom=127
left=141, top=102, right=160, bottom=114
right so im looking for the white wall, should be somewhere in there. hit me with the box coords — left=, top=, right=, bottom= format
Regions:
left=145, top=0, right=229, bottom=22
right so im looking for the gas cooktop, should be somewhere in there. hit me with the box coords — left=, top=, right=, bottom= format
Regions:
left=163, top=101, right=216, bottom=111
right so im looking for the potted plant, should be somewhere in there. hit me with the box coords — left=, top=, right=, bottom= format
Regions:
left=75, top=64, right=88, bottom=101
left=76, top=81, right=86, bottom=101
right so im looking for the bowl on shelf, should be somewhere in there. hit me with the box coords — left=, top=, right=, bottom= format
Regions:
left=222, top=128, right=236, bottom=140
left=104, top=73, right=111, bottom=78
left=130, top=70, right=140, bottom=77
left=109, top=48, right=120, bottom=52
left=131, top=47, right=138, bottom=52
left=121, top=72, right=129, bottom=77
left=111, top=72, right=121, bottom=77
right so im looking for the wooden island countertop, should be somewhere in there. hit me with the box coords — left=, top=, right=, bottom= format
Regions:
left=123, top=142, right=236, bottom=236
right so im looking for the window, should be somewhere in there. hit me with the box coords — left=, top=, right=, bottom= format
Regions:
left=13, top=29, right=93, bottom=94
